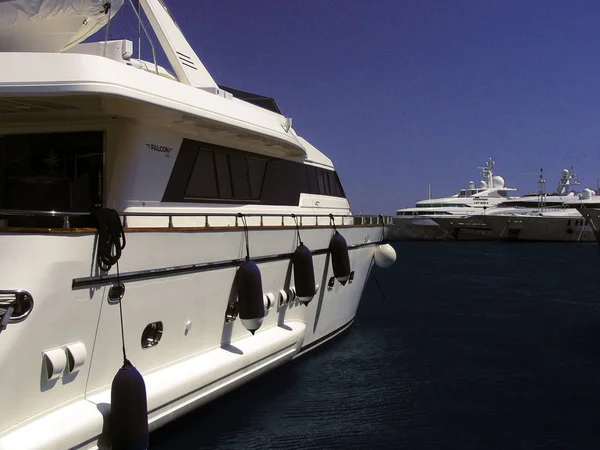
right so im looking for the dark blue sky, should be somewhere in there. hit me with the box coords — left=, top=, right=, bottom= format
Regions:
left=102, top=1, right=600, bottom=214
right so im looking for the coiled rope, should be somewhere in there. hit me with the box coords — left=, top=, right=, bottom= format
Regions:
left=92, top=207, right=126, bottom=272
left=91, top=207, right=128, bottom=362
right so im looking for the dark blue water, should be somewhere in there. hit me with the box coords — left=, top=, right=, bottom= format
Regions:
left=151, top=242, right=600, bottom=449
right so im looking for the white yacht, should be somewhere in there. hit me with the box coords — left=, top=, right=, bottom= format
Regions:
left=478, top=188, right=599, bottom=242
left=435, top=169, right=599, bottom=242
left=390, top=158, right=517, bottom=240
left=0, top=1, right=396, bottom=449
left=432, top=167, right=586, bottom=240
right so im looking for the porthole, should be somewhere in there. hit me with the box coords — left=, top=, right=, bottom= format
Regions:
left=141, top=321, right=163, bottom=349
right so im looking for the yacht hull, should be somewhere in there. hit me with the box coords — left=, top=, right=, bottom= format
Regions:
left=431, top=216, right=493, bottom=241
left=0, top=224, right=380, bottom=449
left=479, top=215, right=595, bottom=242
left=386, top=217, right=451, bottom=241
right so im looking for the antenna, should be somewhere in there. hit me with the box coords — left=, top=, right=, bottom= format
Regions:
left=478, top=157, right=495, bottom=188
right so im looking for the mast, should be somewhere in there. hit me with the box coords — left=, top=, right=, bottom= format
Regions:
left=537, top=168, right=546, bottom=212
left=138, top=0, right=219, bottom=90
left=478, top=157, right=495, bottom=188
left=555, top=166, right=579, bottom=195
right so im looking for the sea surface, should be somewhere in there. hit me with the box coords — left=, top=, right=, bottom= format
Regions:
left=151, top=242, right=600, bottom=449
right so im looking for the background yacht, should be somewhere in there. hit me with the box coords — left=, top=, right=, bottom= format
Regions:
left=390, top=158, right=517, bottom=240
left=478, top=186, right=599, bottom=242
left=432, top=167, right=589, bottom=240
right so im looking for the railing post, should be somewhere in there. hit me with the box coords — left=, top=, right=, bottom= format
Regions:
left=260, top=215, right=263, bottom=226
left=205, top=215, right=209, bottom=227
left=235, top=215, right=238, bottom=227
left=122, top=215, right=128, bottom=228
left=168, top=215, right=173, bottom=228
left=281, top=215, right=284, bottom=226
left=63, top=215, right=70, bottom=229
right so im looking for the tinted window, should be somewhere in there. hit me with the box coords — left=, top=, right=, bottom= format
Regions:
left=308, top=167, right=345, bottom=198
left=0, top=131, right=103, bottom=227
left=214, top=153, right=232, bottom=198
left=162, top=139, right=346, bottom=205
left=247, top=158, right=266, bottom=199
left=261, top=159, right=308, bottom=205
left=185, top=149, right=218, bottom=198
left=230, top=154, right=251, bottom=199
left=324, top=170, right=333, bottom=195
left=306, top=165, right=319, bottom=194
left=331, top=171, right=345, bottom=197
left=316, top=168, right=326, bottom=194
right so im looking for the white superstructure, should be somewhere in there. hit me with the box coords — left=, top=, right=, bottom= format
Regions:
left=477, top=184, right=599, bottom=242
left=396, top=158, right=517, bottom=218
left=0, top=2, right=394, bottom=448
left=390, top=158, right=517, bottom=239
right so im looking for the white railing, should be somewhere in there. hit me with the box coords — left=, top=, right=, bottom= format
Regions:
left=0, top=209, right=394, bottom=229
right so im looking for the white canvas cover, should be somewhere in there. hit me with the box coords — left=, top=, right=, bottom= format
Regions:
left=0, top=0, right=124, bottom=52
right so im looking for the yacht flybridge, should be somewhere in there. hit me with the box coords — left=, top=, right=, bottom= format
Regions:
left=0, top=1, right=397, bottom=448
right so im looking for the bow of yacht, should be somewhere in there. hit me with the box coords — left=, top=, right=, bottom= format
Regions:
left=577, top=205, right=600, bottom=242
left=0, top=1, right=397, bottom=448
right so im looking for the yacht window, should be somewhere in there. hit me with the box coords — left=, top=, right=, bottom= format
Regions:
left=183, top=147, right=267, bottom=202
left=163, top=139, right=347, bottom=205
left=0, top=131, right=103, bottom=228
left=247, top=158, right=266, bottom=199
left=261, top=159, right=308, bottom=204
left=229, top=154, right=252, bottom=199
left=331, top=172, right=345, bottom=197
left=307, top=167, right=345, bottom=198
left=316, top=168, right=326, bottom=194
left=185, top=149, right=219, bottom=198
left=323, top=170, right=333, bottom=195
left=306, top=165, right=319, bottom=193
left=214, top=153, right=232, bottom=198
